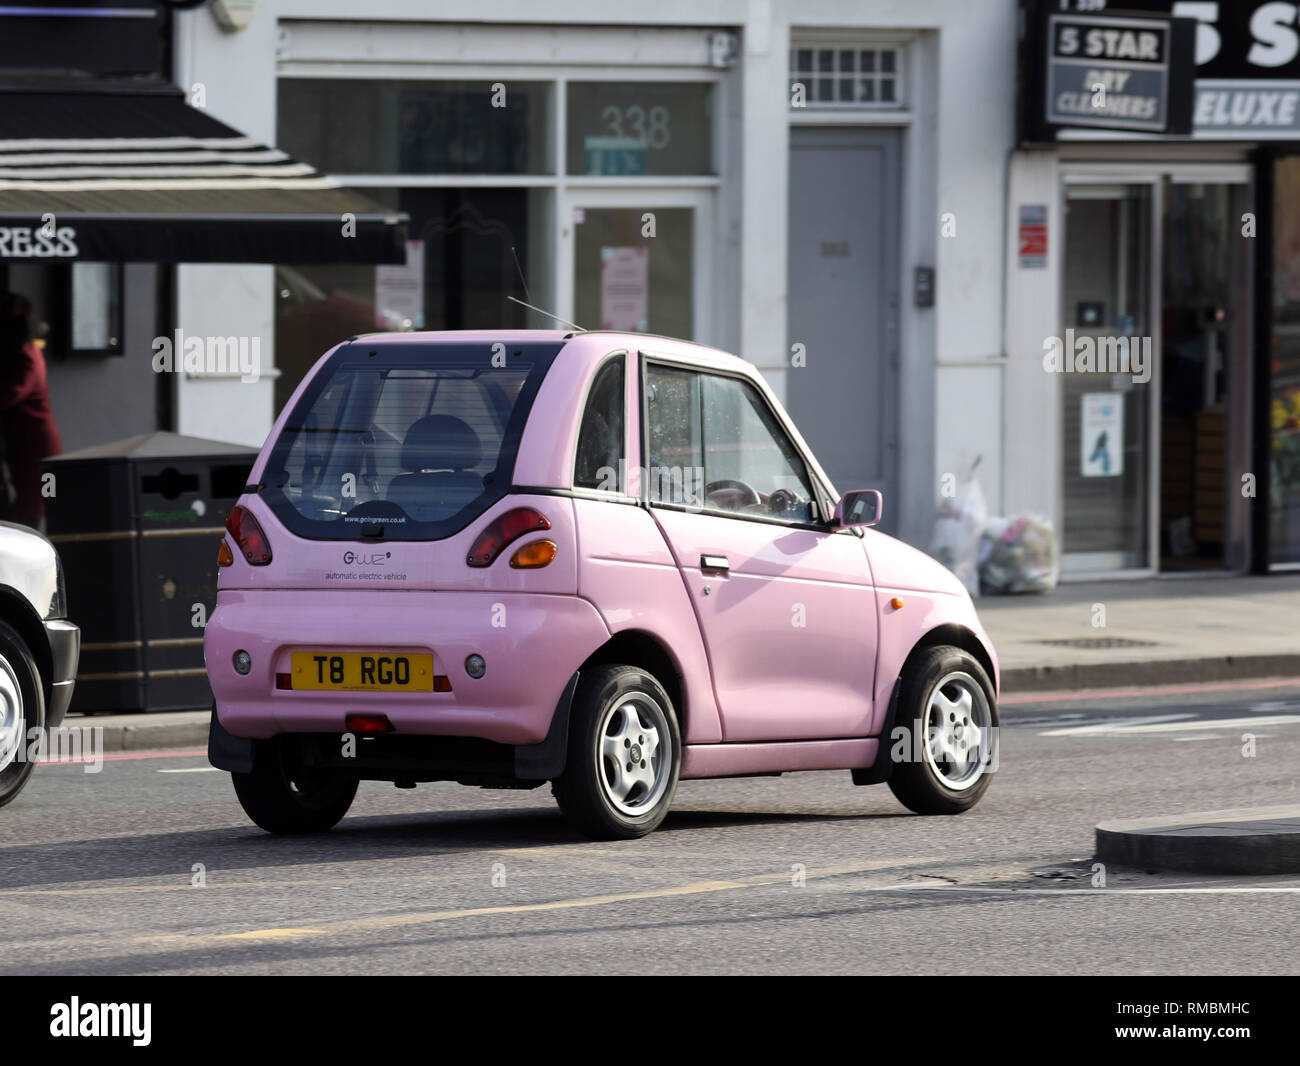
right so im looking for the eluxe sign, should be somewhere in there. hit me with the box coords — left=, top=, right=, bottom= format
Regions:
left=1045, top=11, right=1195, bottom=133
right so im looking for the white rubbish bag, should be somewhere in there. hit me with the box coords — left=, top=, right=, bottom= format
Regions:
left=929, top=467, right=987, bottom=597
left=979, top=514, right=1059, bottom=594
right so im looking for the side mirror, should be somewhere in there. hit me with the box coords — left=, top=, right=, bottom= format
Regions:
left=833, top=489, right=883, bottom=528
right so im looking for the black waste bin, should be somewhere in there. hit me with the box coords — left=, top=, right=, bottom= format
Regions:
left=44, top=432, right=258, bottom=713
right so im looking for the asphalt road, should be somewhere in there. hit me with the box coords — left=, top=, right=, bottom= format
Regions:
left=3, top=678, right=1300, bottom=976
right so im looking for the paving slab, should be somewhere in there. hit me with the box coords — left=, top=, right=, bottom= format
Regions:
left=1096, top=805, right=1300, bottom=875
left=979, top=572, right=1300, bottom=691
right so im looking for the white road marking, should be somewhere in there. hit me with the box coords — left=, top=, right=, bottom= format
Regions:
left=1040, top=713, right=1300, bottom=737
left=876, top=884, right=1300, bottom=896
left=156, top=767, right=221, bottom=774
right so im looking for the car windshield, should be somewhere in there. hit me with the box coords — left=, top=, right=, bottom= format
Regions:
left=260, top=340, right=563, bottom=540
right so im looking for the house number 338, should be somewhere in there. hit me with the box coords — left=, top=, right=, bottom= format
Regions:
left=601, top=105, right=671, bottom=149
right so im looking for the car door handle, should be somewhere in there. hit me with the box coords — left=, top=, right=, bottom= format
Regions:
left=700, top=554, right=730, bottom=574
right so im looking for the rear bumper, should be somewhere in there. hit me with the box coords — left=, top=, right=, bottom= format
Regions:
left=204, top=589, right=610, bottom=745
left=44, top=619, right=80, bottom=729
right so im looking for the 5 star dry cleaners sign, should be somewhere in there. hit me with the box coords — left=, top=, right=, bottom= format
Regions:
left=1027, top=1, right=1300, bottom=139
left=1041, top=9, right=1197, bottom=134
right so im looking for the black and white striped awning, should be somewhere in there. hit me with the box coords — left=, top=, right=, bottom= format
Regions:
left=0, top=87, right=407, bottom=264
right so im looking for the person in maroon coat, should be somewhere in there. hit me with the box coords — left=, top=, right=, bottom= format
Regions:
left=0, top=294, right=62, bottom=527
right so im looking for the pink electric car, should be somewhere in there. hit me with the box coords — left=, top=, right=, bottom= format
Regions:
left=206, top=330, right=999, bottom=840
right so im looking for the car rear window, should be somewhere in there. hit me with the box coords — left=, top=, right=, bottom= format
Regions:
left=259, top=339, right=563, bottom=540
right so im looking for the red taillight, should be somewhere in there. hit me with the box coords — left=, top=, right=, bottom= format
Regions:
left=226, top=504, right=272, bottom=566
left=467, top=507, right=550, bottom=567
left=345, top=714, right=394, bottom=734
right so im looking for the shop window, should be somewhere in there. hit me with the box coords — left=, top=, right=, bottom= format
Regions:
left=1269, top=156, right=1300, bottom=566
left=565, top=82, right=713, bottom=175
left=277, top=79, right=553, bottom=175
left=789, top=43, right=904, bottom=108
left=0, top=261, right=123, bottom=358
left=274, top=187, right=550, bottom=414
left=69, top=263, right=122, bottom=354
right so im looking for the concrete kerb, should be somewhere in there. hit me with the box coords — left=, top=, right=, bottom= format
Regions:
left=1097, top=806, right=1300, bottom=875
left=65, top=710, right=210, bottom=753
left=1001, top=654, right=1300, bottom=694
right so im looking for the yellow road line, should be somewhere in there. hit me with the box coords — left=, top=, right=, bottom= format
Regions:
left=133, top=857, right=939, bottom=948
left=200, top=880, right=751, bottom=944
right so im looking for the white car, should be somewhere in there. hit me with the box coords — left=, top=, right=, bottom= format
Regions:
left=0, top=522, right=80, bottom=806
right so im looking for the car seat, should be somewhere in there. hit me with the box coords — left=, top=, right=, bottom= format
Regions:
left=386, top=414, right=485, bottom=520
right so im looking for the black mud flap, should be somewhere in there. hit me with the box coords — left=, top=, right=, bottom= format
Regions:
left=852, top=680, right=901, bottom=786
left=513, top=671, right=579, bottom=781
left=208, top=706, right=255, bottom=774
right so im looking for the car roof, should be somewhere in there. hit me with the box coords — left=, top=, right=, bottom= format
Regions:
left=341, top=329, right=752, bottom=370
left=345, top=329, right=573, bottom=345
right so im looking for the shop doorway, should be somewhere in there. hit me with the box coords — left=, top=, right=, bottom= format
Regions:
left=1060, top=183, right=1154, bottom=575
left=1158, top=180, right=1252, bottom=571
left=1059, top=169, right=1252, bottom=577
left=559, top=188, right=713, bottom=342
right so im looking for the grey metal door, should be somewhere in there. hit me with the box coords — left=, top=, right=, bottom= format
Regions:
left=786, top=126, right=901, bottom=529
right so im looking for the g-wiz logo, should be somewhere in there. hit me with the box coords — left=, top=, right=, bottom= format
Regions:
left=342, top=550, right=391, bottom=565
left=0, top=225, right=78, bottom=258
left=50, top=997, right=151, bottom=1046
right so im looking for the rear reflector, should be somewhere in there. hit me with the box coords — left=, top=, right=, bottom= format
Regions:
left=226, top=505, right=272, bottom=566
left=433, top=675, right=453, bottom=692
left=275, top=672, right=292, bottom=690
left=467, top=507, right=550, bottom=567
left=346, top=714, right=394, bottom=734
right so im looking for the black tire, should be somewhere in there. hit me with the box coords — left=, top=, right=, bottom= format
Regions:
left=0, top=620, right=44, bottom=809
left=231, top=736, right=358, bottom=834
left=887, top=645, right=998, bottom=815
left=552, top=665, right=681, bottom=840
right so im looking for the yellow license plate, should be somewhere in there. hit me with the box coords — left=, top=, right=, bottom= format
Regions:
left=290, top=651, right=434, bottom=692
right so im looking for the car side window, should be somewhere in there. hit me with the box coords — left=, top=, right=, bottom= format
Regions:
left=573, top=355, right=626, bottom=491
left=646, top=365, right=704, bottom=507
left=700, top=373, right=815, bottom=524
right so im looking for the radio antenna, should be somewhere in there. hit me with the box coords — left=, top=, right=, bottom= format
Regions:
left=507, top=295, right=585, bottom=332
left=510, top=245, right=531, bottom=304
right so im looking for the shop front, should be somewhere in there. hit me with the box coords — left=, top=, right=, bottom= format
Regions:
left=1260, top=148, right=1300, bottom=569
left=0, top=2, right=406, bottom=456
left=268, top=22, right=731, bottom=415
left=1009, top=0, right=1300, bottom=576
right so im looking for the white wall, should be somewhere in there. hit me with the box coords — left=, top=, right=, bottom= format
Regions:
left=1002, top=150, right=1063, bottom=526
left=172, top=3, right=282, bottom=449
left=931, top=2, right=1016, bottom=520
left=765, top=1, right=1015, bottom=542
left=174, top=0, right=1017, bottom=536
left=44, top=265, right=160, bottom=453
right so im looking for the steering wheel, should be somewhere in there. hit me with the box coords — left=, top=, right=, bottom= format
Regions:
left=705, top=478, right=761, bottom=508
left=768, top=487, right=804, bottom=515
